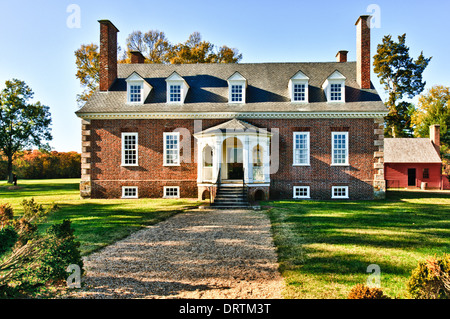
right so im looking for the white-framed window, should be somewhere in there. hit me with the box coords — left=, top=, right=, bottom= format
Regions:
left=330, top=84, right=342, bottom=101
left=293, top=186, right=310, bottom=199
left=322, top=71, right=345, bottom=103
left=163, top=186, right=180, bottom=198
left=169, top=85, right=181, bottom=102
left=293, top=84, right=306, bottom=102
left=129, top=84, right=142, bottom=103
left=332, top=186, right=349, bottom=199
left=231, top=85, right=243, bottom=103
left=331, top=132, right=349, bottom=166
left=122, top=186, right=138, bottom=199
left=166, top=72, right=189, bottom=104
left=121, top=133, right=138, bottom=166
left=293, top=132, right=310, bottom=166
left=163, top=132, right=180, bottom=166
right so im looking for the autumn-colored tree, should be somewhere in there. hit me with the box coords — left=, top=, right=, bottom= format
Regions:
left=0, top=79, right=52, bottom=183
left=75, top=43, right=99, bottom=105
left=412, top=85, right=450, bottom=156
left=373, top=34, right=431, bottom=137
left=75, top=30, right=243, bottom=104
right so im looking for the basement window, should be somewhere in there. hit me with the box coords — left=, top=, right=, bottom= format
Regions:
left=164, top=186, right=180, bottom=199
left=122, top=186, right=138, bottom=199
left=293, top=186, right=310, bottom=199
left=332, top=186, right=349, bottom=199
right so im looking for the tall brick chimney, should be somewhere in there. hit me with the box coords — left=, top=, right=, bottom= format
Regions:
left=336, top=50, right=348, bottom=63
left=130, top=50, right=146, bottom=64
left=98, top=20, right=119, bottom=91
left=430, top=124, right=441, bottom=154
left=355, top=15, right=371, bottom=89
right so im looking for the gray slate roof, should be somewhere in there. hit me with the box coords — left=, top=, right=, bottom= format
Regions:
left=76, top=62, right=387, bottom=115
left=384, top=138, right=442, bottom=163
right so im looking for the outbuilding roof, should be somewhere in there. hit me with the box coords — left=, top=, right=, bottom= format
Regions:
left=384, top=138, right=442, bottom=163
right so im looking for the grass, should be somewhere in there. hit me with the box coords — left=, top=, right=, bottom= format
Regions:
left=0, top=179, right=202, bottom=255
left=263, top=190, right=450, bottom=299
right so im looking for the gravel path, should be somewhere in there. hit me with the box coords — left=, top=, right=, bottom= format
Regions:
left=69, top=209, right=284, bottom=299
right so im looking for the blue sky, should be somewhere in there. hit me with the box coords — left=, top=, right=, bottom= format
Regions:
left=0, top=0, right=449, bottom=152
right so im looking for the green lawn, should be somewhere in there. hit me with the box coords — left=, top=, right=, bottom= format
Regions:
left=0, top=179, right=202, bottom=255
left=263, top=190, right=450, bottom=299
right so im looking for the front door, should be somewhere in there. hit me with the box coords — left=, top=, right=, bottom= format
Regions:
left=408, top=168, right=416, bottom=186
left=227, top=147, right=243, bottom=180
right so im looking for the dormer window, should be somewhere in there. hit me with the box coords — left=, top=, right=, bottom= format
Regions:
left=169, top=85, right=182, bottom=102
left=227, top=72, right=247, bottom=104
left=289, top=71, right=309, bottom=103
left=166, top=72, right=189, bottom=104
left=231, top=85, right=243, bottom=102
left=323, top=70, right=346, bottom=103
left=129, top=85, right=142, bottom=102
left=126, top=72, right=152, bottom=105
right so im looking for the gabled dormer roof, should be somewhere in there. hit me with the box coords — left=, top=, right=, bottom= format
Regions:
left=165, top=71, right=190, bottom=88
left=290, top=70, right=310, bottom=81
left=325, top=70, right=346, bottom=81
left=125, top=71, right=152, bottom=87
left=227, top=71, right=247, bottom=82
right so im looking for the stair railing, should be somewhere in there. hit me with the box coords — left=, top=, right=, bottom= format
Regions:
left=208, top=167, right=221, bottom=205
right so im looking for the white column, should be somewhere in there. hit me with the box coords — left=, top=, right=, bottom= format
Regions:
left=263, top=136, right=271, bottom=183
left=213, top=138, right=223, bottom=183
left=197, top=140, right=203, bottom=183
left=243, top=135, right=252, bottom=184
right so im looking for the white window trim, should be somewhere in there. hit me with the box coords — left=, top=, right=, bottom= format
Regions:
left=126, top=82, right=143, bottom=104
left=331, top=131, right=349, bottom=166
left=163, top=132, right=181, bottom=166
left=293, top=132, right=310, bottom=166
left=163, top=186, right=180, bottom=199
left=165, top=72, right=189, bottom=105
left=121, top=132, right=139, bottom=166
left=293, top=186, right=310, bottom=199
left=289, top=80, right=309, bottom=103
left=331, top=186, right=349, bottom=199
left=122, top=186, right=138, bottom=199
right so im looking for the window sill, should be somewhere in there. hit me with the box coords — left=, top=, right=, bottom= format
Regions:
left=164, top=164, right=181, bottom=167
left=293, top=197, right=311, bottom=200
left=330, top=164, right=350, bottom=167
left=332, top=197, right=349, bottom=199
left=293, top=164, right=311, bottom=167
left=121, top=164, right=139, bottom=167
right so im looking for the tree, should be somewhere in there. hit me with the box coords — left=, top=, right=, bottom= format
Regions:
left=412, top=85, right=450, bottom=149
left=373, top=33, right=431, bottom=137
left=76, top=30, right=243, bottom=104
left=0, top=79, right=52, bottom=183
left=75, top=43, right=99, bottom=105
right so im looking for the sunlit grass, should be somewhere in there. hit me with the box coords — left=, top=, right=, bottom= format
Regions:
left=264, top=190, right=450, bottom=299
left=0, top=179, right=202, bottom=255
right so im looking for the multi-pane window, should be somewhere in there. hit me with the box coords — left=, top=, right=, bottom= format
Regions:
left=122, top=186, right=138, bottom=199
left=293, top=186, right=310, bottom=199
left=293, top=132, right=310, bottom=165
left=293, top=84, right=306, bottom=102
left=129, top=85, right=142, bottom=102
left=169, top=85, right=181, bottom=102
left=231, top=85, right=243, bottom=102
left=330, top=84, right=342, bottom=101
left=332, top=186, right=349, bottom=199
left=423, top=168, right=430, bottom=179
left=164, top=132, right=180, bottom=166
left=332, top=132, right=349, bottom=165
left=164, top=186, right=180, bottom=198
left=122, top=133, right=138, bottom=166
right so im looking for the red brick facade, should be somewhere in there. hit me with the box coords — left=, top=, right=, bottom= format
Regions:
left=87, top=118, right=379, bottom=200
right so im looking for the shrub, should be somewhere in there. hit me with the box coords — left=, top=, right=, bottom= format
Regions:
left=407, top=255, right=450, bottom=299
left=36, top=220, right=84, bottom=284
left=0, top=226, right=18, bottom=257
left=348, top=284, right=390, bottom=299
left=0, top=204, right=14, bottom=226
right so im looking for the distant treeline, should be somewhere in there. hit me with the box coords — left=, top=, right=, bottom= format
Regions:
left=0, top=150, right=81, bottom=180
